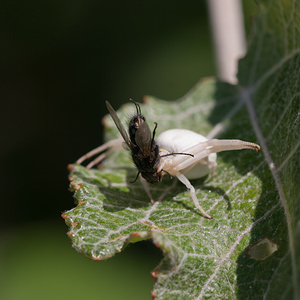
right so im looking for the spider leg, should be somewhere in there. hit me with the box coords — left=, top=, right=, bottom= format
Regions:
left=76, top=138, right=123, bottom=168
left=85, top=148, right=115, bottom=169
left=139, top=176, right=154, bottom=204
left=174, top=139, right=260, bottom=171
left=176, top=173, right=212, bottom=219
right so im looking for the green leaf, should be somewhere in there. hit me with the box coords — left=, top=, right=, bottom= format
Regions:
left=63, top=1, right=300, bottom=299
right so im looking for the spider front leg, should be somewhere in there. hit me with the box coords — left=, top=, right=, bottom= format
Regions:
left=173, top=139, right=260, bottom=173
left=177, top=173, right=212, bottom=219
left=76, top=138, right=123, bottom=169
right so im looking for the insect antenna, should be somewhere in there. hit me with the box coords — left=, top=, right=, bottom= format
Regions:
left=129, top=98, right=142, bottom=115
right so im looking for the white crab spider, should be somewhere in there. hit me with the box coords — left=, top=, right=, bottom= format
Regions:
left=155, top=129, right=260, bottom=218
left=76, top=102, right=260, bottom=219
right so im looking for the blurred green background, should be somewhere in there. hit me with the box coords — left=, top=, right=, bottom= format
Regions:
left=0, top=1, right=256, bottom=299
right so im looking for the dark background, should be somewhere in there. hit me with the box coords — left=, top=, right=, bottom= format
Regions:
left=0, top=1, right=256, bottom=299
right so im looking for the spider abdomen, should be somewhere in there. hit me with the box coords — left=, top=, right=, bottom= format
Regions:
left=156, top=129, right=217, bottom=179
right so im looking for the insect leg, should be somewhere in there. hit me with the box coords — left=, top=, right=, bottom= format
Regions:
left=151, top=122, right=158, bottom=147
left=76, top=138, right=123, bottom=168
left=176, top=173, right=212, bottom=219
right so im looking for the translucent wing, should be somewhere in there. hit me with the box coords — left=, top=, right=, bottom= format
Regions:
left=105, top=101, right=131, bottom=147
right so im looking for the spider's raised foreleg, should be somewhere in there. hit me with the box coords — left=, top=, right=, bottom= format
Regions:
left=174, top=139, right=260, bottom=172
left=176, top=173, right=212, bottom=219
left=76, top=138, right=123, bottom=169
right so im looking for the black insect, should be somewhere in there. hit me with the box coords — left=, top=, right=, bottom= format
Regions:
left=106, top=100, right=162, bottom=183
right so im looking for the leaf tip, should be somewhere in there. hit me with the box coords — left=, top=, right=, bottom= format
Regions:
left=61, top=213, right=67, bottom=220
left=67, top=164, right=74, bottom=171
left=69, top=181, right=83, bottom=192
left=151, top=270, right=158, bottom=281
